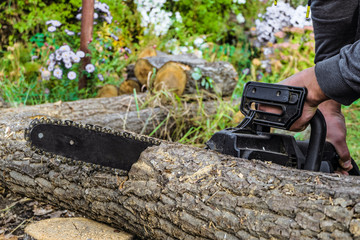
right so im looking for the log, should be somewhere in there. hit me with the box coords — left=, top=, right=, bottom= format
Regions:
left=134, top=53, right=238, bottom=96
left=24, top=217, right=134, bottom=240
left=1, top=98, right=360, bottom=239
left=0, top=94, right=163, bottom=135
left=153, top=62, right=187, bottom=96
left=119, top=80, right=141, bottom=95
left=134, top=48, right=168, bottom=86
left=96, top=84, right=119, bottom=98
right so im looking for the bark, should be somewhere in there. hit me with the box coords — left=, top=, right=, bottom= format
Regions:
left=2, top=97, right=360, bottom=239
left=79, top=0, right=94, bottom=90
left=134, top=54, right=239, bottom=96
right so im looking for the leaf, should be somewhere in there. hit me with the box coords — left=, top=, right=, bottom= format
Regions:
left=191, top=72, right=202, bottom=81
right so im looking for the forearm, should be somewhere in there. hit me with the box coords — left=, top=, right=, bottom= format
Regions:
left=315, top=40, right=360, bottom=105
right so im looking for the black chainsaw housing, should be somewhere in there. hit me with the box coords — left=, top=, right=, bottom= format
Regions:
left=206, top=82, right=360, bottom=175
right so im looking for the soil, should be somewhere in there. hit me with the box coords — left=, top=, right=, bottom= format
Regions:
left=0, top=183, right=82, bottom=240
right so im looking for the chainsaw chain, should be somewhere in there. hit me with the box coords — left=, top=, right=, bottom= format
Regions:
left=24, top=117, right=162, bottom=174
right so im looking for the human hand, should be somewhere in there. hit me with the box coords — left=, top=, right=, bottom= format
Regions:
left=258, top=67, right=352, bottom=174
left=266, top=67, right=353, bottom=174
left=318, top=100, right=352, bottom=175
left=278, top=67, right=329, bottom=131
left=259, top=67, right=328, bottom=131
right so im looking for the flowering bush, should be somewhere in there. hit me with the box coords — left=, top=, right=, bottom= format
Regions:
left=134, top=0, right=176, bottom=37
left=254, top=2, right=312, bottom=46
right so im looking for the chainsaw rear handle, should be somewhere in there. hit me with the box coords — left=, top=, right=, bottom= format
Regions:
left=303, top=109, right=326, bottom=171
left=240, top=82, right=326, bottom=172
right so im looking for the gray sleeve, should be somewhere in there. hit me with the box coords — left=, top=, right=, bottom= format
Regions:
left=315, top=40, right=360, bottom=105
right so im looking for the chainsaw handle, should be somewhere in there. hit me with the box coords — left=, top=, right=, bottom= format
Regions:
left=303, top=109, right=326, bottom=171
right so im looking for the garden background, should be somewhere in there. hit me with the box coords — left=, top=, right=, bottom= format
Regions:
left=1, top=0, right=359, bottom=163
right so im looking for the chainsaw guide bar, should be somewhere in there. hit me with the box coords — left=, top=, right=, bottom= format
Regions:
left=24, top=118, right=161, bottom=172
left=24, top=82, right=360, bottom=176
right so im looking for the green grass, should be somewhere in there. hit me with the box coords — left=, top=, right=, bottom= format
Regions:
left=343, top=100, right=360, bottom=164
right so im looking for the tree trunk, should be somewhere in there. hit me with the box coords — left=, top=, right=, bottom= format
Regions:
left=134, top=54, right=239, bottom=96
left=79, top=0, right=94, bottom=90
left=2, top=98, right=360, bottom=239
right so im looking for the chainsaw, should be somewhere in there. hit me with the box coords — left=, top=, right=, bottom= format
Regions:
left=25, top=82, right=360, bottom=175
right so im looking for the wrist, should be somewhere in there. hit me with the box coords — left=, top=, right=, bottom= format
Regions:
left=304, top=67, right=329, bottom=107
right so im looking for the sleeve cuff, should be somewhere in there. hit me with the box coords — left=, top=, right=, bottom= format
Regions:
left=315, top=54, right=358, bottom=106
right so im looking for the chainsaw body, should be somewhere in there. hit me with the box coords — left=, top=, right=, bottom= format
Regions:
left=206, top=82, right=360, bottom=175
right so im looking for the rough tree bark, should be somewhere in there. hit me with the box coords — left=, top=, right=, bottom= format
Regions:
left=1, top=97, right=360, bottom=239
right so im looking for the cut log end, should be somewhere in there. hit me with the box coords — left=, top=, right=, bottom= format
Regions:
left=24, top=217, right=134, bottom=240
left=154, top=62, right=187, bottom=96
left=119, top=80, right=141, bottom=95
left=138, top=46, right=157, bottom=59
left=134, top=58, right=153, bottom=86
left=96, top=84, right=119, bottom=98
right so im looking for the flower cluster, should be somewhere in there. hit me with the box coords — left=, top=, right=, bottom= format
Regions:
left=135, top=0, right=181, bottom=36
left=76, top=1, right=112, bottom=25
left=45, top=44, right=85, bottom=80
left=166, top=36, right=208, bottom=58
left=255, top=2, right=312, bottom=45
left=46, top=20, right=61, bottom=33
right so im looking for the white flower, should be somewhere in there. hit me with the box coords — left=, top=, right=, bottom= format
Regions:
left=76, top=13, right=82, bottom=20
left=61, top=52, right=70, bottom=59
left=233, top=0, right=246, bottom=4
left=59, top=45, right=71, bottom=52
left=67, top=71, right=77, bottom=80
left=48, top=64, right=55, bottom=72
left=179, top=46, right=189, bottom=54
left=72, top=55, right=81, bottom=63
left=134, top=0, right=172, bottom=36
left=46, top=20, right=61, bottom=27
left=51, top=20, right=61, bottom=27
left=85, top=63, right=95, bottom=73
left=97, top=73, right=104, bottom=81
left=41, top=70, right=51, bottom=81
left=49, top=53, right=55, bottom=60
left=65, top=29, right=75, bottom=36
left=236, top=13, right=245, bottom=24
left=94, top=12, right=99, bottom=19
left=76, top=51, right=85, bottom=58
left=55, top=54, right=62, bottom=61
left=193, top=50, right=203, bottom=58
left=194, top=37, right=204, bottom=48
left=31, top=55, right=39, bottom=61
left=175, top=12, right=182, bottom=23
left=53, top=68, right=63, bottom=79
left=65, top=62, right=72, bottom=69
left=48, top=26, right=56, bottom=32
left=104, top=16, right=112, bottom=24
left=39, top=67, right=46, bottom=72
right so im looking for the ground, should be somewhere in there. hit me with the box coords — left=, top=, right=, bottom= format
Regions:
left=0, top=183, right=81, bottom=240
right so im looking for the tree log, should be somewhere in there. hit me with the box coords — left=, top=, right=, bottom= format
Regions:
left=134, top=53, right=238, bottom=96
left=1, top=97, right=360, bottom=239
left=154, top=62, right=187, bottom=96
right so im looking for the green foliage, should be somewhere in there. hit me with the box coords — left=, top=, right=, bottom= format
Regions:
left=163, top=0, right=267, bottom=43
left=0, top=0, right=82, bottom=49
